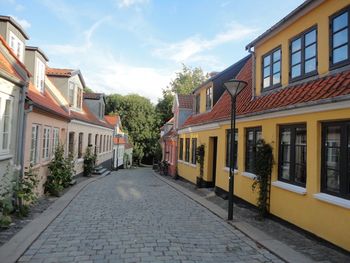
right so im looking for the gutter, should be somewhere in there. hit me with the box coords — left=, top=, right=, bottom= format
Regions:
left=247, top=47, right=256, bottom=100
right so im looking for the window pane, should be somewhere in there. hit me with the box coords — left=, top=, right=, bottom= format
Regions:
left=256, top=131, right=262, bottom=141
left=281, top=163, right=290, bottom=181
left=273, top=49, right=281, bottom=62
left=292, top=38, right=301, bottom=52
left=326, top=168, right=340, bottom=193
left=248, top=131, right=254, bottom=142
left=305, top=58, right=316, bottom=73
left=334, top=28, right=348, bottom=48
left=273, top=73, right=280, bottom=85
left=326, top=126, right=341, bottom=147
left=263, top=67, right=270, bottom=77
left=273, top=62, right=280, bottom=73
left=263, top=77, right=270, bottom=88
left=305, top=29, right=316, bottom=46
left=292, top=51, right=301, bottom=65
left=295, top=127, right=307, bottom=184
left=291, top=64, right=301, bottom=78
left=281, top=129, right=291, bottom=144
left=305, top=44, right=316, bottom=60
left=333, top=12, right=348, bottom=32
left=333, top=45, right=348, bottom=64
left=263, top=55, right=271, bottom=66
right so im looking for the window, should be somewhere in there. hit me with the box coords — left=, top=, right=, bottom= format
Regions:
left=262, top=47, right=281, bottom=90
left=30, top=124, right=40, bottom=164
left=76, top=88, right=82, bottom=109
left=195, top=94, right=200, bottom=114
left=52, top=128, right=59, bottom=154
left=95, top=134, right=98, bottom=154
left=99, top=135, right=102, bottom=153
left=0, top=96, right=13, bottom=153
left=226, top=129, right=238, bottom=169
left=9, top=31, right=24, bottom=62
left=321, top=121, right=350, bottom=199
left=78, top=133, right=83, bottom=158
left=88, top=133, right=92, bottom=146
left=185, top=138, right=190, bottom=162
left=42, top=126, right=51, bottom=160
left=245, top=127, right=262, bottom=173
left=68, top=82, right=75, bottom=107
left=191, top=138, right=197, bottom=164
left=290, top=27, right=317, bottom=81
left=278, top=124, right=307, bottom=186
left=205, top=87, right=213, bottom=111
left=179, top=138, right=184, bottom=160
left=103, top=135, right=106, bottom=152
left=35, top=58, right=45, bottom=93
left=68, top=132, right=75, bottom=154
left=330, top=7, right=350, bottom=68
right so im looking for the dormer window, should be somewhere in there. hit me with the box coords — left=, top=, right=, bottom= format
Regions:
left=262, top=47, right=281, bottom=90
left=195, top=94, right=200, bottom=114
left=98, top=102, right=105, bottom=119
left=205, top=87, right=213, bottom=111
left=35, top=58, right=45, bottom=93
left=68, top=81, right=82, bottom=110
left=9, top=31, right=24, bottom=62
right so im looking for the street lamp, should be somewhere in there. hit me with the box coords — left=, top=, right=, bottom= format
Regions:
left=223, top=79, right=247, bottom=221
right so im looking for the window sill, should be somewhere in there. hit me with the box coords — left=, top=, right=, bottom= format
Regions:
left=178, top=160, right=197, bottom=168
left=0, top=154, right=13, bottom=161
left=313, top=193, right=350, bottom=209
left=272, top=181, right=306, bottom=195
left=242, top=171, right=257, bottom=180
left=223, top=167, right=238, bottom=174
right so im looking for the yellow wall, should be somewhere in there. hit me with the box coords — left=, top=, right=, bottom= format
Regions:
left=178, top=107, right=350, bottom=251
left=255, top=0, right=350, bottom=95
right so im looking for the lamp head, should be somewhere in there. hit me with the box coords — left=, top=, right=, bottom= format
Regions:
left=223, top=79, right=247, bottom=98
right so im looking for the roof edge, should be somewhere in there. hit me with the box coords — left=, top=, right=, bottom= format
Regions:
left=0, top=15, right=30, bottom=40
left=26, top=46, right=49, bottom=61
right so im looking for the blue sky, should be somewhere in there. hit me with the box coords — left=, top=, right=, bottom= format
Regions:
left=1, top=0, right=304, bottom=102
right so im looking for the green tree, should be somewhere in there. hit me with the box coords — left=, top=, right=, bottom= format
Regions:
left=168, top=64, right=208, bottom=95
left=105, top=94, right=160, bottom=165
left=84, top=86, right=94, bottom=93
left=155, top=90, right=174, bottom=125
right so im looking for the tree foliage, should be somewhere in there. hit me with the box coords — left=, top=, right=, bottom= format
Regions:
left=105, top=94, right=160, bottom=165
left=155, top=90, right=174, bottom=126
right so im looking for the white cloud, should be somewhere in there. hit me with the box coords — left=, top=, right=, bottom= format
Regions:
left=11, top=15, right=31, bottom=29
left=116, top=0, right=149, bottom=8
left=153, top=22, right=258, bottom=63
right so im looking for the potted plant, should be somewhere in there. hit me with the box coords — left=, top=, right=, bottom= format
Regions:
left=196, top=144, right=205, bottom=187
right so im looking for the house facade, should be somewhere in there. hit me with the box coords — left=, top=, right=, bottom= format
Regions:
left=47, top=69, right=114, bottom=175
left=178, top=0, right=350, bottom=251
left=0, top=34, right=29, bottom=196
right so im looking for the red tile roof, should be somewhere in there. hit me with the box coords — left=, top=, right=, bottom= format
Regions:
left=46, top=68, right=74, bottom=77
left=27, top=83, right=70, bottom=120
left=113, top=137, right=126, bottom=144
left=178, top=94, right=193, bottom=109
left=183, top=58, right=350, bottom=127
left=166, top=117, right=174, bottom=124
left=70, top=103, right=113, bottom=129
left=105, top=115, right=120, bottom=126
left=0, top=35, right=31, bottom=80
left=163, top=127, right=177, bottom=138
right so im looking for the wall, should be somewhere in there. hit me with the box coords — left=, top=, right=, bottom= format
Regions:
left=254, top=0, right=350, bottom=95
left=24, top=50, right=47, bottom=86
left=84, top=98, right=102, bottom=119
left=113, top=144, right=124, bottom=169
left=178, top=106, right=350, bottom=251
left=68, top=120, right=113, bottom=175
left=0, top=77, right=21, bottom=196
left=24, top=109, right=68, bottom=196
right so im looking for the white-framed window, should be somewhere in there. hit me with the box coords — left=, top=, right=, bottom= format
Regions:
left=9, top=31, right=24, bottom=62
left=0, top=94, right=13, bottom=154
left=30, top=124, right=40, bottom=164
left=35, top=58, right=45, bottom=93
left=52, top=127, right=59, bottom=155
left=68, top=82, right=82, bottom=109
left=76, top=87, right=82, bottom=109
left=42, top=126, right=51, bottom=160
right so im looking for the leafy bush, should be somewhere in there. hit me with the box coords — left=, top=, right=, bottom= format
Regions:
left=196, top=144, right=205, bottom=178
left=83, top=146, right=96, bottom=176
left=46, top=144, right=75, bottom=196
left=252, top=139, right=274, bottom=218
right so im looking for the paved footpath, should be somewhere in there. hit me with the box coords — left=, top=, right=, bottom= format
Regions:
left=18, top=168, right=283, bottom=263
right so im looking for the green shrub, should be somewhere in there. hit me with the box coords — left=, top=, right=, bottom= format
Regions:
left=83, top=146, right=96, bottom=176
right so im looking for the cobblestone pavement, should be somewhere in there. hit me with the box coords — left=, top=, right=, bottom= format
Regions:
left=169, top=177, right=350, bottom=263
left=18, top=168, right=282, bottom=263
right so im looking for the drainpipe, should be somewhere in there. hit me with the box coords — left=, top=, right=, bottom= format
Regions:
left=248, top=47, right=256, bottom=100
left=17, top=82, right=31, bottom=178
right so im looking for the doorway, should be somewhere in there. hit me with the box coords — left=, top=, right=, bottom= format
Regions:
left=210, top=136, right=218, bottom=186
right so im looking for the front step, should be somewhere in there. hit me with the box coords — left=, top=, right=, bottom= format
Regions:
left=92, top=166, right=106, bottom=175
left=102, top=170, right=111, bottom=176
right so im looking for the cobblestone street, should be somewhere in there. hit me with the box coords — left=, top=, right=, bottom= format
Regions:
left=18, top=168, right=281, bottom=263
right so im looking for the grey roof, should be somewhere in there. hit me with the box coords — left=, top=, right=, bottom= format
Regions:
left=26, top=46, right=49, bottom=61
left=0, top=15, right=29, bottom=40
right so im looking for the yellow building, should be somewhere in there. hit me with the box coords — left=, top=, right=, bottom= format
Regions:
left=177, top=0, right=350, bottom=251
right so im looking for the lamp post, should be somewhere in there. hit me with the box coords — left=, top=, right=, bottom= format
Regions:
left=223, top=79, right=247, bottom=221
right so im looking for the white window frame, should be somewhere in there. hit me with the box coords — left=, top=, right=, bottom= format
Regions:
left=9, top=31, right=24, bottom=62
left=0, top=94, right=13, bottom=155
left=68, top=82, right=75, bottom=107
left=30, top=124, right=40, bottom=164
left=42, top=126, right=51, bottom=160
left=52, top=127, right=59, bottom=155
left=35, top=58, right=45, bottom=93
